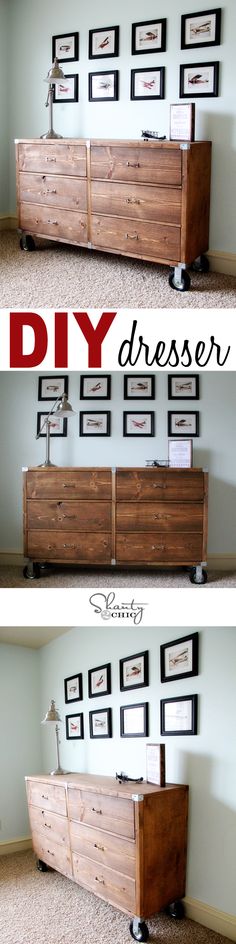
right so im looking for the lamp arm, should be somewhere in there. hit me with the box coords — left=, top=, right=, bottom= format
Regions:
left=35, top=395, right=62, bottom=439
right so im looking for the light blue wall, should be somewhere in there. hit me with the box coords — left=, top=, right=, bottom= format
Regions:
left=39, top=626, right=236, bottom=915
left=0, top=0, right=9, bottom=214
left=4, top=0, right=236, bottom=253
left=0, top=643, right=42, bottom=841
left=0, top=370, right=235, bottom=556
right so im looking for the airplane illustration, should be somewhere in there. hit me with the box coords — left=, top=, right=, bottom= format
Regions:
left=99, top=80, right=112, bottom=90
left=98, top=36, right=110, bottom=49
left=95, top=674, right=104, bottom=688
left=169, top=648, right=188, bottom=668
left=48, top=420, right=60, bottom=429
left=188, top=74, right=209, bottom=85
left=94, top=718, right=106, bottom=727
left=59, top=44, right=71, bottom=52
left=89, top=382, right=102, bottom=392
left=141, top=30, right=158, bottom=42
left=141, top=78, right=155, bottom=90
left=69, top=685, right=77, bottom=693
left=46, top=384, right=60, bottom=392
left=175, top=382, right=193, bottom=391
left=58, top=84, right=70, bottom=94
left=174, top=419, right=192, bottom=427
left=190, top=21, right=211, bottom=34
left=126, top=664, right=141, bottom=677
left=70, top=722, right=79, bottom=731
left=132, top=419, right=147, bottom=428
left=86, top=418, right=103, bottom=427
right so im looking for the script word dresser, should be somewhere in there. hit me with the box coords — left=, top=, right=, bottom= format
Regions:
left=23, top=466, right=208, bottom=584
left=15, top=137, right=212, bottom=291
left=25, top=773, right=189, bottom=942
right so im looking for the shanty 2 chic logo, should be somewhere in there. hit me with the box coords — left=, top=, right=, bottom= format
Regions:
left=89, top=592, right=147, bottom=625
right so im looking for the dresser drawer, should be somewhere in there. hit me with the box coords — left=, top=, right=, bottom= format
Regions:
left=116, top=533, right=203, bottom=563
left=117, top=503, right=203, bottom=532
left=19, top=203, right=87, bottom=243
left=26, top=780, right=67, bottom=815
left=27, top=531, right=112, bottom=563
left=90, top=145, right=182, bottom=186
left=25, top=469, right=112, bottom=500
left=27, top=501, right=111, bottom=532
left=68, top=789, right=134, bottom=839
left=70, top=822, right=135, bottom=878
left=91, top=215, right=180, bottom=261
left=18, top=142, right=87, bottom=176
left=29, top=806, right=70, bottom=846
left=91, top=181, right=181, bottom=225
left=72, top=853, right=135, bottom=913
left=116, top=470, right=204, bottom=502
left=19, top=173, right=87, bottom=211
left=33, top=832, right=72, bottom=878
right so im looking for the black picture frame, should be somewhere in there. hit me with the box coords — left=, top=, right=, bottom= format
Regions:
left=132, top=18, right=166, bottom=55
left=80, top=375, right=111, bottom=400
left=38, top=376, right=68, bottom=401
left=120, top=702, right=149, bottom=738
left=88, top=70, right=119, bottom=102
left=131, top=67, right=165, bottom=101
left=168, top=411, right=199, bottom=437
left=52, top=32, right=79, bottom=63
left=89, top=707, right=112, bottom=738
left=88, top=663, right=111, bottom=698
left=66, top=713, right=84, bottom=740
left=120, top=651, right=149, bottom=692
left=124, top=375, right=155, bottom=400
left=168, top=374, right=200, bottom=400
left=160, top=632, right=199, bottom=683
left=89, top=25, right=119, bottom=59
left=36, top=412, right=67, bottom=437
left=53, top=74, right=79, bottom=104
left=80, top=411, right=111, bottom=436
left=123, top=411, right=155, bottom=437
left=160, top=695, right=198, bottom=736
left=179, top=61, right=219, bottom=97
left=181, top=9, right=221, bottom=50
left=64, top=673, right=83, bottom=703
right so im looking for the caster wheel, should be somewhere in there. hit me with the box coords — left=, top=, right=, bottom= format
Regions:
left=23, top=563, right=40, bottom=580
left=167, top=900, right=185, bottom=920
left=20, top=234, right=36, bottom=251
left=130, top=920, right=149, bottom=942
left=189, top=567, right=208, bottom=585
left=191, top=254, right=209, bottom=274
left=37, top=859, right=48, bottom=872
left=169, top=269, right=191, bottom=292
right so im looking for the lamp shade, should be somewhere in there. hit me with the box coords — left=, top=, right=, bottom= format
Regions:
left=41, top=699, right=62, bottom=724
left=54, top=393, right=76, bottom=418
left=44, top=58, right=65, bottom=83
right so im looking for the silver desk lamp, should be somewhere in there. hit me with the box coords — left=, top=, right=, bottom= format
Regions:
left=36, top=393, right=76, bottom=467
left=41, top=58, right=65, bottom=139
left=41, top=700, right=66, bottom=775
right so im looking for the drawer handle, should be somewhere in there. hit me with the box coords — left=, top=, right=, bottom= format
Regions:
left=43, top=823, right=51, bottom=829
left=152, top=483, right=166, bottom=489
left=41, top=794, right=49, bottom=800
left=125, top=233, right=138, bottom=240
left=151, top=544, right=165, bottom=551
left=63, top=483, right=75, bottom=488
left=47, top=219, right=58, bottom=225
left=92, top=807, right=102, bottom=815
left=94, top=842, right=105, bottom=851
left=154, top=514, right=171, bottom=520
left=63, top=543, right=76, bottom=549
left=46, top=157, right=56, bottom=162
left=95, top=876, right=105, bottom=885
left=47, top=849, right=54, bottom=856
left=126, top=161, right=140, bottom=168
left=43, top=188, right=57, bottom=195
left=126, top=197, right=140, bottom=205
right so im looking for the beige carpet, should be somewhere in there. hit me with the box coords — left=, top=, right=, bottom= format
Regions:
left=0, top=565, right=235, bottom=588
left=0, top=231, right=236, bottom=308
left=0, top=851, right=232, bottom=944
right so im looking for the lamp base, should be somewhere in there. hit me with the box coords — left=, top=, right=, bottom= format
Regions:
left=50, top=766, right=68, bottom=776
left=40, top=130, right=63, bottom=139
left=38, top=460, right=57, bottom=468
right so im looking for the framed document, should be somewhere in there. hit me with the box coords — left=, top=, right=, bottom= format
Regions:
left=168, top=439, right=193, bottom=468
left=146, top=743, right=166, bottom=786
left=170, top=102, right=195, bottom=141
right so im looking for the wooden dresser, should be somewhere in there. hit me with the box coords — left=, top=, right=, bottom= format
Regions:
left=23, top=466, right=208, bottom=583
left=15, top=138, right=212, bottom=291
left=25, top=773, right=188, bottom=940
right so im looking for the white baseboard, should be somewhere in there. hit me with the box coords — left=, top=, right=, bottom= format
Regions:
left=0, top=837, right=32, bottom=855
left=185, top=896, right=236, bottom=942
left=208, top=250, right=236, bottom=278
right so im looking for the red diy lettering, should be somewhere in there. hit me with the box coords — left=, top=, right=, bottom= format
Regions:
left=72, top=312, right=117, bottom=367
left=10, top=313, right=47, bottom=367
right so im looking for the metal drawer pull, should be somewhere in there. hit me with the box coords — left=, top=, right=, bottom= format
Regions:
left=95, top=876, right=105, bottom=885
left=125, top=233, right=138, bottom=240
left=46, top=157, right=56, bottom=162
left=47, top=849, right=54, bottom=856
left=43, top=823, right=51, bottom=829
left=47, top=219, right=58, bottom=225
left=43, top=188, right=57, bottom=195
left=126, top=161, right=140, bottom=168
left=126, top=197, right=140, bottom=205
left=63, top=543, right=76, bottom=549
left=152, top=545, right=165, bottom=551
left=94, top=842, right=105, bottom=851
left=92, top=807, right=102, bottom=814
left=41, top=794, right=49, bottom=800
left=152, top=483, right=166, bottom=488
left=63, top=483, right=75, bottom=488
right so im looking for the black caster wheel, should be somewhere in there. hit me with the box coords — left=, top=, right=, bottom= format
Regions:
left=189, top=567, right=208, bottom=585
left=37, top=859, right=48, bottom=872
left=167, top=900, right=185, bottom=920
left=191, top=254, right=209, bottom=274
left=130, top=920, right=149, bottom=942
left=20, top=234, right=36, bottom=251
left=23, top=563, right=40, bottom=580
left=169, top=269, right=191, bottom=292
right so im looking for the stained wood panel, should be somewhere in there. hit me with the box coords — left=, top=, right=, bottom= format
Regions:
left=18, top=142, right=87, bottom=176
left=91, top=180, right=181, bottom=225
left=27, top=500, right=111, bottom=532
left=19, top=203, right=88, bottom=244
left=90, top=145, right=182, bottom=186
left=91, top=215, right=180, bottom=260
left=19, top=173, right=87, bottom=211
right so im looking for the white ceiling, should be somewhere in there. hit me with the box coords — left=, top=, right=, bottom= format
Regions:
left=0, top=627, right=72, bottom=648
